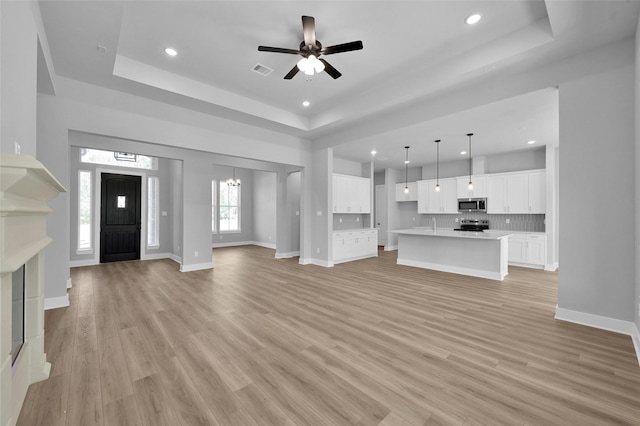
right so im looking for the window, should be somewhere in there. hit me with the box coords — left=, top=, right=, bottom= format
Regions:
left=78, top=170, right=92, bottom=251
left=219, top=181, right=240, bottom=232
left=147, top=176, right=159, bottom=247
left=80, top=148, right=157, bottom=170
left=211, top=180, right=217, bottom=232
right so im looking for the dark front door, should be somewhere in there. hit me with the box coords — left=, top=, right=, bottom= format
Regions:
left=100, top=173, right=141, bottom=263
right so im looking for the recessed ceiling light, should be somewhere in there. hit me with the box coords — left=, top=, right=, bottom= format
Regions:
left=527, top=140, right=536, bottom=144
left=371, top=150, right=377, bottom=156
left=164, top=47, right=177, bottom=56
left=465, top=14, right=482, bottom=25
left=460, top=151, right=467, bottom=155
left=302, top=101, right=310, bottom=107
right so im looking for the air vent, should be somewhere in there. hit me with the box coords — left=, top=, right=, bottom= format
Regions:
left=252, top=63, right=274, bottom=76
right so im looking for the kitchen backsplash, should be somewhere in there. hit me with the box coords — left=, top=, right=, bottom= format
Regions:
left=421, top=213, right=545, bottom=232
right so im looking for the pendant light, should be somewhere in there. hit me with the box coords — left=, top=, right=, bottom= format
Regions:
left=227, top=167, right=241, bottom=186
left=434, top=139, right=441, bottom=192
left=404, top=146, right=410, bottom=194
left=466, top=133, right=474, bottom=191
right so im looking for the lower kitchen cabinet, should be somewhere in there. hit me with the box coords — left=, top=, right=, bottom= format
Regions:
left=333, top=229, right=378, bottom=264
left=508, top=233, right=546, bottom=268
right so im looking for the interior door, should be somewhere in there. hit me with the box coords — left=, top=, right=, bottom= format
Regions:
left=100, top=173, right=142, bottom=263
left=375, top=185, right=387, bottom=246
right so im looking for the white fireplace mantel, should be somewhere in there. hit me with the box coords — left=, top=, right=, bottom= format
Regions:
left=0, top=153, right=66, bottom=426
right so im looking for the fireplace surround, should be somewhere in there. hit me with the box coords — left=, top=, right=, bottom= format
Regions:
left=0, top=153, right=65, bottom=426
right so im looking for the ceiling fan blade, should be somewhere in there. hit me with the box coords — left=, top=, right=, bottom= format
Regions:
left=284, top=65, right=300, bottom=80
left=258, top=46, right=301, bottom=55
left=302, top=15, right=316, bottom=47
left=321, top=40, right=363, bottom=55
left=319, top=59, right=342, bottom=79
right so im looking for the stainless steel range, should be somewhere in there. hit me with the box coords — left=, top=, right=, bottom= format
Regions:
left=454, top=219, right=489, bottom=232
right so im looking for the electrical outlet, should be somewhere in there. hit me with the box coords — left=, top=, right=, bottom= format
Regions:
left=455, top=218, right=459, bottom=223
left=339, top=217, right=342, bottom=223
left=317, top=211, right=322, bottom=216
left=13, top=141, right=21, bottom=154
left=162, top=211, right=167, bottom=216
left=412, top=217, right=415, bottom=222
left=356, top=217, right=360, bottom=222
left=194, top=251, right=199, bottom=257
left=506, top=218, right=510, bottom=224
left=295, top=211, right=300, bottom=216
left=316, top=248, right=320, bottom=254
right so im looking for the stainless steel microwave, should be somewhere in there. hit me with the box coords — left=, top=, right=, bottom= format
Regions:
left=458, top=198, right=487, bottom=212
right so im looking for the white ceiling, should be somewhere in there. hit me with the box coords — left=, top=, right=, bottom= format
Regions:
left=38, top=1, right=640, bottom=170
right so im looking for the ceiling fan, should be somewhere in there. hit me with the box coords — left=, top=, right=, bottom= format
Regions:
left=258, top=15, right=363, bottom=80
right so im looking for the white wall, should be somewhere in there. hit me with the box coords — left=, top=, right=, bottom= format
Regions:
left=558, top=64, right=636, bottom=322
left=0, top=1, right=38, bottom=156
left=635, top=17, right=640, bottom=334
left=252, top=170, right=277, bottom=247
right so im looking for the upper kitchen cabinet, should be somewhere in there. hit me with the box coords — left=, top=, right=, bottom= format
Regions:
left=395, top=182, right=418, bottom=202
left=333, top=173, right=371, bottom=213
left=527, top=171, right=546, bottom=213
left=488, top=170, right=545, bottom=214
left=456, top=176, right=487, bottom=199
left=417, top=178, right=457, bottom=213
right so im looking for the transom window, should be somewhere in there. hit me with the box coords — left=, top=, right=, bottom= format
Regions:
left=80, top=148, right=157, bottom=170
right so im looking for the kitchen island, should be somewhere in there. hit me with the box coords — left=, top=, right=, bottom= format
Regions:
left=390, top=228, right=512, bottom=281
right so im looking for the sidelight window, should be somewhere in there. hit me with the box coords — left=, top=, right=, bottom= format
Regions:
left=211, top=180, right=217, bottom=233
left=219, top=181, right=240, bottom=232
left=147, top=176, right=159, bottom=247
left=78, top=170, right=92, bottom=252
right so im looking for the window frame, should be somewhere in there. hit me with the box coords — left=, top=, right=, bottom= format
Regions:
left=77, top=169, right=93, bottom=254
left=219, top=180, right=241, bottom=233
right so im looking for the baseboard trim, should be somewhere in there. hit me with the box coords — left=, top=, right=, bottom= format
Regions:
left=275, top=251, right=300, bottom=259
left=44, top=294, right=70, bottom=310
left=555, top=306, right=639, bottom=366
left=632, top=324, right=640, bottom=366
left=252, top=241, right=276, bottom=250
left=300, top=258, right=332, bottom=267
left=384, top=245, right=398, bottom=251
left=142, top=252, right=172, bottom=261
left=180, top=262, right=213, bottom=272
left=545, top=262, right=559, bottom=272
left=211, top=241, right=252, bottom=248
left=70, top=258, right=98, bottom=268
left=298, top=257, right=312, bottom=265
left=168, top=253, right=182, bottom=264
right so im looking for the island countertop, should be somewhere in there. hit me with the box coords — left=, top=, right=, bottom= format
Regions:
left=391, top=228, right=512, bottom=240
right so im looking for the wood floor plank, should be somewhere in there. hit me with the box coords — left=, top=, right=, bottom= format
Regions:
left=17, top=246, right=640, bottom=425
left=103, top=396, right=143, bottom=426
left=66, top=350, right=103, bottom=426
left=99, top=335, right=135, bottom=404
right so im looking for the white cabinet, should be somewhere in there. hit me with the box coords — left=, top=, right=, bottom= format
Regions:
left=457, top=176, right=487, bottom=199
left=395, top=182, right=418, bottom=202
left=333, top=174, right=371, bottom=213
left=528, top=171, right=546, bottom=214
left=417, top=179, right=457, bottom=213
left=488, top=171, right=545, bottom=214
left=333, top=229, right=378, bottom=264
left=508, top=233, right=546, bottom=268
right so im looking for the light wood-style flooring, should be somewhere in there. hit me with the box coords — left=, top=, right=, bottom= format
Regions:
left=18, top=246, right=640, bottom=425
